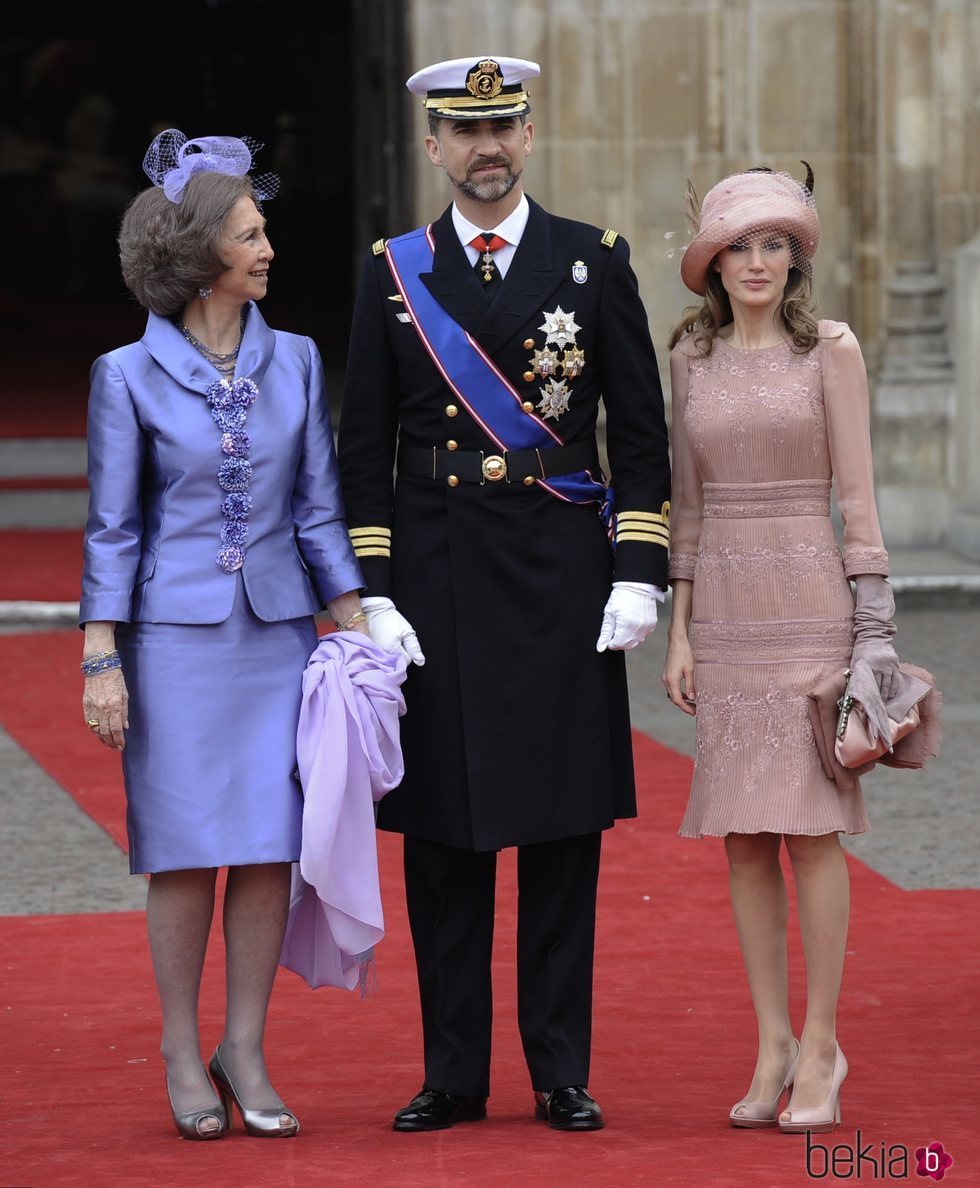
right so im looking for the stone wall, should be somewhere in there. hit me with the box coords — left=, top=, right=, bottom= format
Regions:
left=406, top=0, right=979, bottom=548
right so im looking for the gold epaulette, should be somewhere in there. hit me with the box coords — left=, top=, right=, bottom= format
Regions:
left=372, top=238, right=387, bottom=256
left=600, top=229, right=619, bottom=249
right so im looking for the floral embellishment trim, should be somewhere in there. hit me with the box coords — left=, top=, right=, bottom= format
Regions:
left=206, top=377, right=259, bottom=573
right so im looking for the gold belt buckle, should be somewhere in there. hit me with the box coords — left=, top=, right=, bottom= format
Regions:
left=481, top=453, right=507, bottom=482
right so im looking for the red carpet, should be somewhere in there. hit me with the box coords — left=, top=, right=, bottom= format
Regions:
left=0, top=530, right=84, bottom=603
left=1, top=630, right=978, bottom=1187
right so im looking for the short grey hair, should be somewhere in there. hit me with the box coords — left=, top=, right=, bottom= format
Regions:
left=118, top=172, right=257, bottom=316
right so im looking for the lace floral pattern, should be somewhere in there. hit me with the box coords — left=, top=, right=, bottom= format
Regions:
left=684, top=344, right=825, bottom=459
left=696, top=534, right=845, bottom=601
left=693, top=681, right=814, bottom=802
left=668, top=552, right=698, bottom=580
left=843, top=545, right=889, bottom=577
left=703, top=479, right=831, bottom=519
left=691, top=618, right=853, bottom=664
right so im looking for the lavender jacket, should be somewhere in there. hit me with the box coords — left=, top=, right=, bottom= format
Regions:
left=80, top=303, right=364, bottom=624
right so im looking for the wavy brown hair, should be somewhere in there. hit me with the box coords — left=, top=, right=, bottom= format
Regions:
left=668, top=256, right=822, bottom=357
left=669, top=230, right=822, bottom=356
left=118, top=172, right=258, bottom=317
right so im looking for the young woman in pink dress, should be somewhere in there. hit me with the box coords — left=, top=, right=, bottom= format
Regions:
left=661, top=166, right=901, bottom=1133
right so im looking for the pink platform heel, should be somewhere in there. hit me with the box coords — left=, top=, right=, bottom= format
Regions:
left=778, top=1044, right=848, bottom=1134
left=729, top=1038, right=800, bottom=1129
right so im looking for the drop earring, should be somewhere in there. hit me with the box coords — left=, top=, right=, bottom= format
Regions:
left=198, top=286, right=212, bottom=300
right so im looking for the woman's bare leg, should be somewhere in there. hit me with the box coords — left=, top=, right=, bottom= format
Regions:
left=725, top=832, right=798, bottom=1108
left=781, top=832, right=849, bottom=1115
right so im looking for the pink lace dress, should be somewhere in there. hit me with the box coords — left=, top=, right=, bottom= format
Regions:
left=668, top=320, right=888, bottom=837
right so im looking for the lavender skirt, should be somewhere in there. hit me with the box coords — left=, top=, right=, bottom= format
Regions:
left=117, top=577, right=316, bottom=874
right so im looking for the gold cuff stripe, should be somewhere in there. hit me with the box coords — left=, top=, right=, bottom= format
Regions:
left=353, top=547, right=391, bottom=558
left=616, top=511, right=667, bottom=526
left=616, top=530, right=670, bottom=546
left=352, top=538, right=391, bottom=551
left=350, top=526, right=391, bottom=539
left=423, top=91, right=529, bottom=111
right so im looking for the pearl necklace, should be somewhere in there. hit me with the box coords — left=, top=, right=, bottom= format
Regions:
left=177, top=316, right=245, bottom=377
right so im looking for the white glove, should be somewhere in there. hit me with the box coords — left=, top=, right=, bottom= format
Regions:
left=596, top=581, right=665, bottom=652
left=360, top=596, right=426, bottom=666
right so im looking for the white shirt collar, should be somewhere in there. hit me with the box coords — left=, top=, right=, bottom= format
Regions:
left=452, top=193, right=530, bottom=250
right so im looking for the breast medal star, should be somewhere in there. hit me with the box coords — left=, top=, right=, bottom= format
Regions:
left=530, top=347, right=561, bottom=378
left=539, top=307, right=581, bottom=349
left=561, top=347, right=586, bottom=378
left=537, top=378, right=572, bottom=421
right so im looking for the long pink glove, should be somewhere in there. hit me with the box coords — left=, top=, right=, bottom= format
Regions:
left=849, top=575, right=901, bottom=702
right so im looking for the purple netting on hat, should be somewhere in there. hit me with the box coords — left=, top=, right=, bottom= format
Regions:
left=141, top=128, right=280, bottom=204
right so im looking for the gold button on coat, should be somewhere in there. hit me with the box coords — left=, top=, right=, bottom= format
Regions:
left=523, top=338, right=535, bottom=349
left=522, top=401, right=534, bottom=413
left=446, top=404, right=458, bottom=417
left=447, top=440, right=458, bottom=450
left=523, top=476, right=536, bottom=486
left=447, top=475, right=459, bottom=487
left=522, top=371, right=535, bottom=382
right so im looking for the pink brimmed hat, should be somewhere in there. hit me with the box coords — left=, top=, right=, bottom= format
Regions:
left=680, top=167, right=820, bottom=296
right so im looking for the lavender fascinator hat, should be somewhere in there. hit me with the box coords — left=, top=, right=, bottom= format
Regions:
left=141, top=127, right=280, bottom=204
left=679, top=164, right=820, bottom=297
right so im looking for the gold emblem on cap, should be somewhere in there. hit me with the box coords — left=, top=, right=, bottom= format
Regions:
left=466, top=59, right=504, bottom=101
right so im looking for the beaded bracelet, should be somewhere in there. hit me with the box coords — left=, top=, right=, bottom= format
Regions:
left=80, top=649, right=122, bottom=677
left=334, top=610, right=368, bottom=631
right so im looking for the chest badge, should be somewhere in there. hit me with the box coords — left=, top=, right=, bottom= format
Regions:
left=561, top=347, right=586, bottom=379
left=537, top=378, right=572, bottom=421
left=539, top=306, right=581, bottom=349
left=572, top=260, right=588, bottom=284
left=530, top=347, right=560, bottom=378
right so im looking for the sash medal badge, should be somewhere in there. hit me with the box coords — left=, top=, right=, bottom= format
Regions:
left=534, top=307, right=585, bottom=421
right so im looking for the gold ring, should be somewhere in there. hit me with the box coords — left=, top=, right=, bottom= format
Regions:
left=87, top=719, right=100, bottom=728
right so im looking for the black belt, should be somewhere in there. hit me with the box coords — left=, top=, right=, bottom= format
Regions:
left=397, top=439, right=598, bottom=485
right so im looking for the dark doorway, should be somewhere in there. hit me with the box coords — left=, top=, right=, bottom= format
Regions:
left=1, top=0, right=412, bottom=427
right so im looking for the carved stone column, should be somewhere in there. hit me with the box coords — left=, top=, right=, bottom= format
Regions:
left=950, top=232, right=980, bottom=558
left=873, top=0, right=955, bottom=547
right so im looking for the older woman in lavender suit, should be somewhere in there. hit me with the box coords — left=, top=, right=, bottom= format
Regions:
left=79, top=130, right=366, bottom=1141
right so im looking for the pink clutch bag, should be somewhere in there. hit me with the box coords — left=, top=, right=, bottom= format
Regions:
left=833, top=670, right=920, bottom=768
left=806, top=663, right=940, bottom=791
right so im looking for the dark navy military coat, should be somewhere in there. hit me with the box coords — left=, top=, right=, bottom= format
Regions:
left=338, top=197, right=670, bottom=850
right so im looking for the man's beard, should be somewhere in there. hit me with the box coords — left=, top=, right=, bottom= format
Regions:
left=447, top=157, right=522, bottom=203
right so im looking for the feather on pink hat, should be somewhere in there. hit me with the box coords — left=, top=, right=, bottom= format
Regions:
left=680, top=166, right=820, bottom=296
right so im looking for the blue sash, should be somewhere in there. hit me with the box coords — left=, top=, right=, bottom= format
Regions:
left=385, top=227, right=612, bottom=525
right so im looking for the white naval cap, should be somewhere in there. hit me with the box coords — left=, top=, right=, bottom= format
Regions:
left=406, top=56, right=540, bottom=119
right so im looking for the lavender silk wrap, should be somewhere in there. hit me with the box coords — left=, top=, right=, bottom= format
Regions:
left=279, top=632, right=408, bottom=990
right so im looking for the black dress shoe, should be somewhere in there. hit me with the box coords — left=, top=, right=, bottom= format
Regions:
left=534, top=1085, right=605, bottom=1131
left=392, top=1088, right=488, bottom=1132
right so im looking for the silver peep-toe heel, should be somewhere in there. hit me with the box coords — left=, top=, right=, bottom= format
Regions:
left=208, top=1044, right=299, bottom=1138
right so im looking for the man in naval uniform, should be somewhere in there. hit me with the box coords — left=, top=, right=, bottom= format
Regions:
left=337, top=55, right=671, bottom=1132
